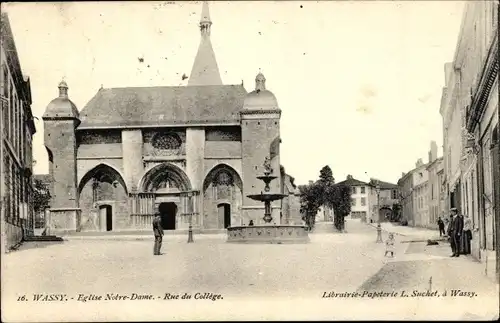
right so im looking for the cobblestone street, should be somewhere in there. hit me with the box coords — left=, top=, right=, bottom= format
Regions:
left=2, top=220, right=498, bottom=321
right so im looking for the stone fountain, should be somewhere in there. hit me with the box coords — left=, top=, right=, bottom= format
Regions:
left=226, top=157, right=310, bottom=244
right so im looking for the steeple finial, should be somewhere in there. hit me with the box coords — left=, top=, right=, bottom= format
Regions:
left=200, top=1, right=212, bottom=36
left=255, top=70, right=266, bottom=91
left=58, top=78, right=68, bottom=98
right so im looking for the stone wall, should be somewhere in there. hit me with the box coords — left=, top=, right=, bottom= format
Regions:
left=241, top=114, right=281, bottom=223
left=2, top=221, right=23, bottom=253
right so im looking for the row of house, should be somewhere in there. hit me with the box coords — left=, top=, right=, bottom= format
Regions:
left=0, top=12, right=37, bottom=253
left=398, top=1, right=498, bottom=281
left=398, top=141, right=446, bottom=229
left=441, top=1, right=499, bottom=280
left=316, top=175, right=399, bottom=224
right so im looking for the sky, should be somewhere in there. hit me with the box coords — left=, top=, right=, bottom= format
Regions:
left=3, top=1, right=465, bottom=186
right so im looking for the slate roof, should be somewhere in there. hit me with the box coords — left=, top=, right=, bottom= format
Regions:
left=78, top=85, right=247, bottom=129
left=335, top=177, right=368, bottom=187
left=369, top=179, right=398, bottom=190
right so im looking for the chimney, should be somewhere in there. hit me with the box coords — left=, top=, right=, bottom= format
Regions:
left=346, top=175, right=353, bottom=180
left=415, top=158, right=423, bottom=168
left=401, top=172, right=406, bottom=177
left=308, top=180, right=314, bottom=185
left=430, top=141, right=438, bottom=162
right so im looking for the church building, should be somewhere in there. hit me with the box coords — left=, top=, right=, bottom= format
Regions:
left=41, top=2, right=301, bottom=234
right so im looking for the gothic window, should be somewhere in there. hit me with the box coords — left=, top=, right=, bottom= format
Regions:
left=214, top=171, right=233, bottom=186
left=152, top=132, right=181, bottom=150
left=213, top=170, right=234, bottom=200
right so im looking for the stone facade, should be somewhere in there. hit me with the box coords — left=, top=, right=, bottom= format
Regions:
left=397, top=157, right=430, bottom=227
left=0, top=12, right=37, bottom=252
left=426, top=155, right=444, bottom=230
left=38, top=2, right=300, bottom=234
left=441, top=1, right=498, bottom=278
left=367, top=179, right=399, bottom=223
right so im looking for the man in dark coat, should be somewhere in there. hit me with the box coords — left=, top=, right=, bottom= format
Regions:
left=153, top=213, right=164, bottom=255
left=448, top=208, right=464, bottom=257
left=437, top=217, right=445, bottom=237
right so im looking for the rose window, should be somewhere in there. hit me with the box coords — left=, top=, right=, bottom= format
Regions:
left=152, top=133, right=181, bottom=150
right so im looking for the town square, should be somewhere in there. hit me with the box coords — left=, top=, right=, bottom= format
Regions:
left=1, top=1, right=499, bottom=321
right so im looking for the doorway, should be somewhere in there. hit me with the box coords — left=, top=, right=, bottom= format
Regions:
left=159, top=202, right=177, bottom=230
left=99, top=205, right=113, bottom=231
left=217, top=203, right=231, bottom=228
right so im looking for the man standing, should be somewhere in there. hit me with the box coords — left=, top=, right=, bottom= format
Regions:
left=437, top=217, right=445, bottom=237
left=448, top=208, right=463, bottom=257
left=153, top=213, right=164, bottom=256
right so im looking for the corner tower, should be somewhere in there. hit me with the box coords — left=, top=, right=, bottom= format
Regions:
left=188, top=1, right=223, bottom=86
left=240, top=72, right=282, bottom=224
left=42, top=80, right=81, bottom=233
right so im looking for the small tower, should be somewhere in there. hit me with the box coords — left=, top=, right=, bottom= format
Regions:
left=42, top=79, right=81, bottom=233
left=240, top=71, right=282, bottom=224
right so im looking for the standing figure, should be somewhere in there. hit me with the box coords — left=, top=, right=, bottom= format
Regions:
left=448, top=208, right=463, bottom=257
left=437, top=217, right=445, bottom=237
left=384, top=232, right=396, bottom=258
left=152, top=213, right=164, bottom=255
left=248, top=220, right=254, bottom=226
left=462, top=214, right=471, bottom=255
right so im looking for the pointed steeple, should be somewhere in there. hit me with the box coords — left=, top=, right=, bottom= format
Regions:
left=188, top=1, right=223, bottom=86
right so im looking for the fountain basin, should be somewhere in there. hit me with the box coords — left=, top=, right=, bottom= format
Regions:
left=256, top=175, right=278, bottom=181
left=227, top=225, right=310, bottom=244
left=247, top=193, right=288, bottom=202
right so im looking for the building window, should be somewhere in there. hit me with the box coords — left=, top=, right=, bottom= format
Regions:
left=351, top=198, right=356, bottom=206
left=392, top=189, right=397, bottom=199
left=360, top=186, right=365, bottom=194
left=151, top=132, right=182, bottom=150
left=351, top=186, right=356, bottom=194
left=361, top=197, right=366, bottom=206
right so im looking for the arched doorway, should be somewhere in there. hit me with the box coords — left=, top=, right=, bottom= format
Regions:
left=203, top=164, right=243, bottom=229
left=78, top=164, right=128, bottom=232
left=99, top=205, right=113, bottom=231
left=159, top=202, right=177, bottom=230
left=218, top=203, right=231, bottom=228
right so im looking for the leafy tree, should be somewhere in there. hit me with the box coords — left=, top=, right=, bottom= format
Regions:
left=391, top=203, right=402, bottom=222
left=317, top=165, right=335, bottom=208
left=299, top=183, right=322, bottom=230
left=318, top=165, right=335, bottom=186
left=328, top=183, right=351, bottom=231
left=33, top=178, right=51, bottom=214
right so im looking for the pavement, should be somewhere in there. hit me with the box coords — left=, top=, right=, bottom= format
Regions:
left=367, top=221, right=447, bottom=242
left=1, top=219, right=498, bottom=321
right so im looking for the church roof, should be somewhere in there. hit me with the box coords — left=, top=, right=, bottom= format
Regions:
left=188, top=1, right=223, bottom=86
left=78, top=84, right=247, bottom=129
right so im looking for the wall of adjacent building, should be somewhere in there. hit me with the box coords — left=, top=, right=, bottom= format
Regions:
left=350, top=184, right=370, bottom=221
left=0, top=15, right=36, bottom=251
left=441, top=0, right=498, bottom=278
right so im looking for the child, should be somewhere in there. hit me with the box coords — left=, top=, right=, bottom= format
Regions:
left=384, top=232, right=395, bottom=258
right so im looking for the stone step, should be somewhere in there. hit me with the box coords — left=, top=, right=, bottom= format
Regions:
left=64, top=228, right=227, bottom=237
left=24, top=235, right=64, bottom=242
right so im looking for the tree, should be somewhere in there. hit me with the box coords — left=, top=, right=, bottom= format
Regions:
left=299, top=183, right=322, bottom=230
left=328, top=183, right=351, bottom=231
left=33, top=178, right=51, bottom=214
left=391, top=203, right=402, bottom=222
left=318, top=165, right=335, bottom=186
left=317, top=165, right=335, bottom=208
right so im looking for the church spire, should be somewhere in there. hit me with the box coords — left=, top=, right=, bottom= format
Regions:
left=188, top=1, right=223, bottom=86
